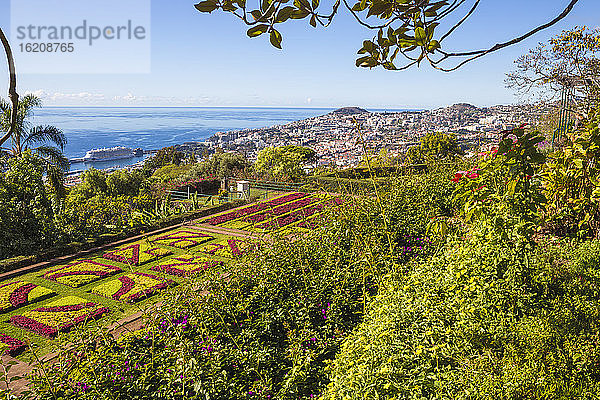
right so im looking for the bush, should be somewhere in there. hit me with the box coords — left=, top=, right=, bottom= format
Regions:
left=0, top=152, right=58, bottom=259
left=324, top=229, right=600, bottom=399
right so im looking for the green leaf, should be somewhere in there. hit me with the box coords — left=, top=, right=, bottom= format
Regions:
left=291, top=8, right=310, bottom=18
left=270, top=29, right=283, bottom=49
left=276, top=6, right=295, bottom=22
left=415, top=27, right=427, bottom=46
left=194, top=0, right=218, bottom=13
left=310, top=15, right=317, bottom=27
left=247, top=24, right=269, bottom=37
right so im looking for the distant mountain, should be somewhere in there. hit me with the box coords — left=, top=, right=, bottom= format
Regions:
left=330, top=107, right=369, bottom=116
left=447, top=103, right=479, bottom=112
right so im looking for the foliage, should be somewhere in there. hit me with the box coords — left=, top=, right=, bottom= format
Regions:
left=0, top=151, right=57, bottom=259
left=453, top=126, right=547, bottom=240
left=405, top=131, right=463, bottom=164
left=324, top=230, right=600, bottom=399
left=143, top=146, right=187, bottom=176
left=0, top=281, right=55, bottom=314
left=91, top=272, right=175, bottom=303
left=507, top=26, right=600, bottom=109
left=543, top=108, right=600, bottom=238
left=56, top=194, right=153, bottom=239
left=25, top=172, right=449, bottom=399
left=255, top=145, right=315, bottom=181
left=194, top=0, right=580, bottom=71
left=11, top=296, right=110, bottom=338
left=0, top=94, right=68, bottom=198
left=42, top=260, right=123, bottom=288
left=186, top=150, right=250, bottom=179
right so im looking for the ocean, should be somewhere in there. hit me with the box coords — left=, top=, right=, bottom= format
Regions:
left=30, top=107, right=405, bottom=171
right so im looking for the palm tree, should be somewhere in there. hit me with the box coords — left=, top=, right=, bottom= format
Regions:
left=0, top=94, right=69, bottom=198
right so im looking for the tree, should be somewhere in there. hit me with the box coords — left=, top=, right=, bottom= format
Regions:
left=255, top=145, right=315, bottom=180
left=0, top=94, right=69, bottom=198
left=405, top=131, right=462, bottom=164
left=143, top=146, right=186, bottom=176
left=0, top=27, right=19, bottom=148
left=194, top=0, right=581, bottom=71
left=187, top=150, right=250, bottom=179
left=506, top=26, right=600, bottom=112
left=0, top=152, right=57, bottom=258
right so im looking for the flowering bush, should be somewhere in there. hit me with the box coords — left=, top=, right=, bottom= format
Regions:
left=206, top=192, right=308, bottom=225
left=452, top=126, right=546, bottom=239
left=10, top=296, right=110, bottom=338
left=0, top=281, right=56, bottom=313
left=0, top=333, right=27, bottom=356
left=103, top=243, right=172, bottom=266
left=91, top=273, right=176, bottom=303
left=42, top=261, right=123, bottom=288
left=151, top=255, right=223, bottom=277
left=151, top=229, right=214, bottom=249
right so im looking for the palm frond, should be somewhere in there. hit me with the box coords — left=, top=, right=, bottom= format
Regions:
left=45, top=164, right=66, bottom=200
left=35, top=145, right=70, bottom=171
left=25, top=125, right=67, bottom=150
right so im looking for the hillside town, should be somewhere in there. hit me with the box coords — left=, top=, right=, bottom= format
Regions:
left=178, top=103, right=550, bottom=167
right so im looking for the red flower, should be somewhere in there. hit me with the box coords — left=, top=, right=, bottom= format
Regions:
left=451, top=172, right=463, bottom=183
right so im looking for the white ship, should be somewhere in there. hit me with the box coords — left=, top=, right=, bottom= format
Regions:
left=83, top=146, right=135, bottom=162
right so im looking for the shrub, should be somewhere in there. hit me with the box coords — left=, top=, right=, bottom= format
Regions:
left=324, top=229, right=600, bottom=399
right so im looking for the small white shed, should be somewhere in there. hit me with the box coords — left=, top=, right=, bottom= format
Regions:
left=237, top=180, right=250, bottom=198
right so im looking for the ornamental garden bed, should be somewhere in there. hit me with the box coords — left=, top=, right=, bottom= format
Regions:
left=0, top=194, right=338, bottom=359
left=103, top=243, right=172, bottom=266
left=10, top=296, right=111, bottom=338
left=151, top=254, right=223, bottom=277
left=0, top=227, right=247, bottom=359
left=42, top=261, right=123, bottom=288
left=150, top=229, right=215, bottom=249
left=0, top=281, right=56, bottom=314
left=91, top=273, right=176, bottom=303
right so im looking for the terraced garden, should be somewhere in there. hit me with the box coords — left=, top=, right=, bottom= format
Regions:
left=0, top=192, right=340, bottom=360
left=203, top=191, right=343, bottom=232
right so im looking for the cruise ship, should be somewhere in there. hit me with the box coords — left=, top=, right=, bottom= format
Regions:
left=83, top=146, right=142, bottom=162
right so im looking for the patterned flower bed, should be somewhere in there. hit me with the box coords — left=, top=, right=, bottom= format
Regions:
left=10, top=296, right=111, bottom=338
left=206, top=192, right=308, bottom=225
left=151, top=255, right=223, bottom=277
left=0, top=281, right=56, bottom=314
left=258, top=197, right=344, bottom=230
left=42, top=261, right=123, bottom=288
left=152, top=229, right=214, bottom=249
left=258, top=203, right=325, bottom=230
left=103, top=243, right=172, bottom=266
left=200, top=238, right=255, bottom=258
left=91, top=272, right=176, bottom=303
left=243, top=196, right=320, bottom=224
left=0, top=333, right=27, bottom=356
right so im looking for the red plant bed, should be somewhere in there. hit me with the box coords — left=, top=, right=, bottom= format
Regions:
left=151, top=255, right=223, bottom=277
left=243, top=196, right=320, bottom=224
left=0, top=334, right=27, bottom=356
left=207, top=192, right=308, bottom=225
left=11, top=303, right=111, bottom=339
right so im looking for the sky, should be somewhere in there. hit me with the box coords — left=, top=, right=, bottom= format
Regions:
left=0, top=0, right=598, bottom=109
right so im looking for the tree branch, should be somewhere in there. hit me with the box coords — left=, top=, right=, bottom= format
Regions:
left=0, top=27, right=18, bottom=148
left=441, top=0, right=580, bottom=59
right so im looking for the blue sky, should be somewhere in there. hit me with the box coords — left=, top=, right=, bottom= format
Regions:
left=0, top=0, right=598, bottom=109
